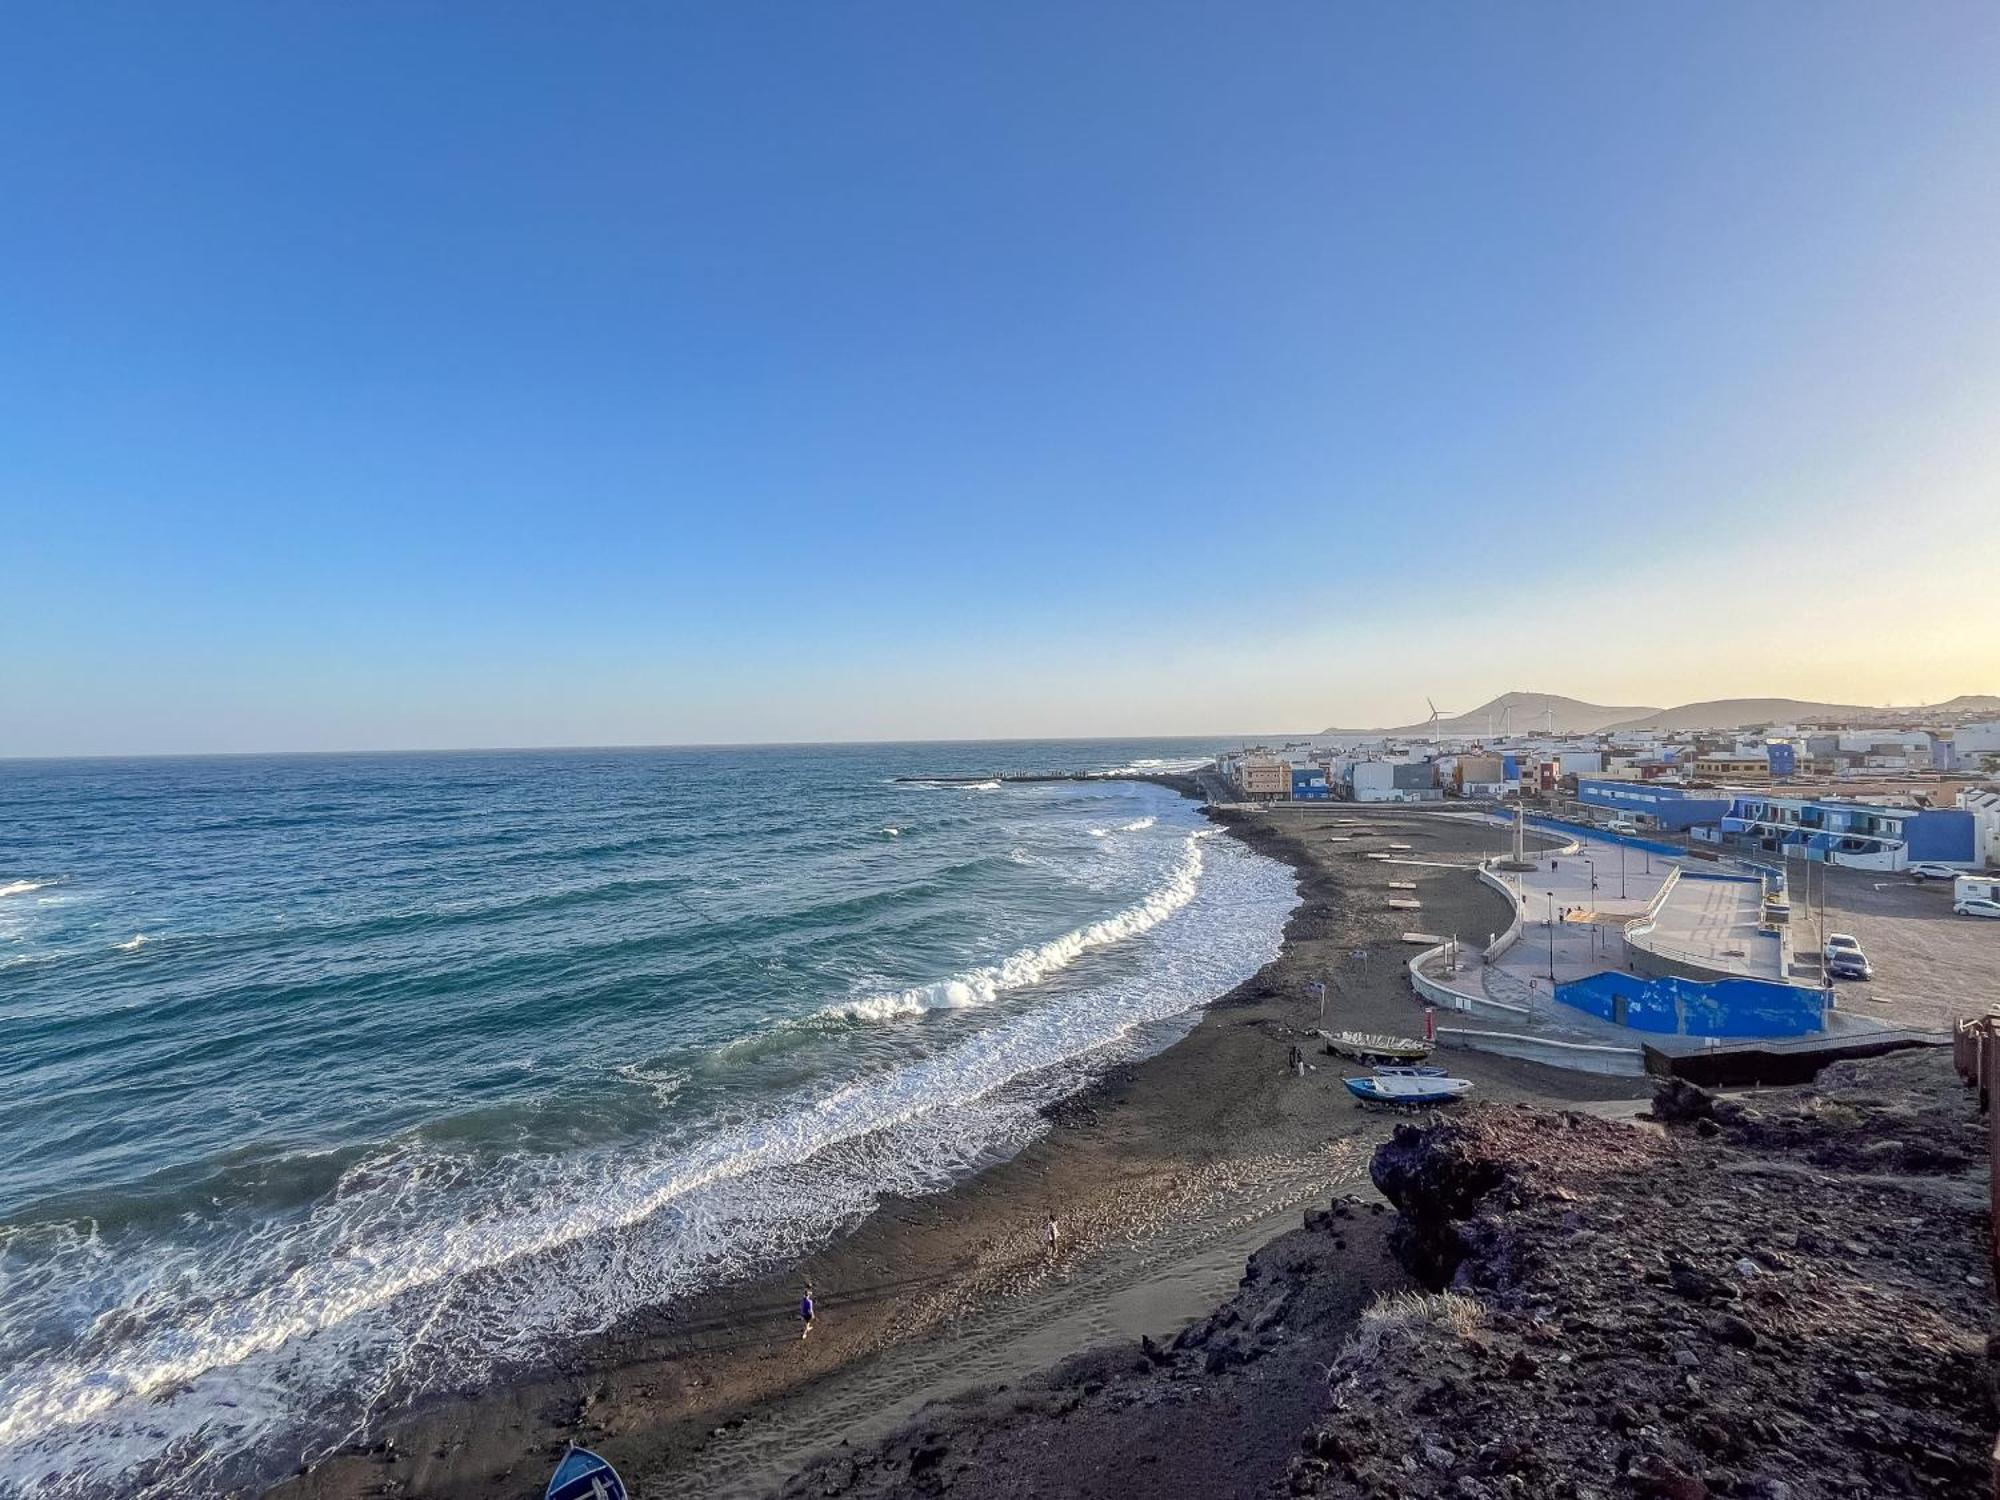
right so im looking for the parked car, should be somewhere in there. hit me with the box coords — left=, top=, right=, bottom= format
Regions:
left=1907, top=862, right=1962, bottom=882
left=1954, top=897, right=2000, bottom=919
left=1606, top=819, right=1639, bottom=836
left=1822, top=933, right=1871, bottom=980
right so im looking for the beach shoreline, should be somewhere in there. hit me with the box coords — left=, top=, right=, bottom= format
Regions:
left=276, top=784, right=1648, bottom=1500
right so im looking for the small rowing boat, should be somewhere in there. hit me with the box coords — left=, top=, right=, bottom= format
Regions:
left=546, top=1446, right=627, bottom=1500
left=1318, top=1029, right=1431, bottom=1063
left=1344, top=1074, right=1473, bottom=1106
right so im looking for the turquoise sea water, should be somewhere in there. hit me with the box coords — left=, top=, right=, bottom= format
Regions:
left=0, top=742, right=1296, bottom=1497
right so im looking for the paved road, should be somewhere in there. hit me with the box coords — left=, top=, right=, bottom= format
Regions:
left=1812, top=865, right=2000, bottom=1031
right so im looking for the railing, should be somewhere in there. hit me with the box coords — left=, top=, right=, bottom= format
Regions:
left=1950, top=1014, right=2000, bottom=1497
left=1406, top=842, right=1583, bottom=1016
left=1621, top=866, right=1683, bottom=950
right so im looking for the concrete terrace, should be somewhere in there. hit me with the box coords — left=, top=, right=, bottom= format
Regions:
left=1633, top=870, right=1789, bottom=983
left=1474, top=831, right=1671, bottom=1014
left=1411, top=821, right=1917, bottom=1069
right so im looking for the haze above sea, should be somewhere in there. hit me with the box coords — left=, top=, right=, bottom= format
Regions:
left=0, top=740, right=1297, bottom=1498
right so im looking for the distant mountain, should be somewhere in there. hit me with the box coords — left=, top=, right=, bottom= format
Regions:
left=1328, top=692, right=1661, bottom=739
left=1599, top=699, right=1868, bottom=733
left=1602, top=695, right=2000, bottom=732
left=1326, top=690, right=1999, bottom=738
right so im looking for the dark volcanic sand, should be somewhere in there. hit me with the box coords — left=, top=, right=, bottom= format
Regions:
left=277, top=800, right=1648, bottom=1500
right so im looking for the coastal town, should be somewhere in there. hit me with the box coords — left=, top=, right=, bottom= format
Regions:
left=282, top=699, right=2000, bottom=1500
left=1194, top=693, right=2000, bottom=1079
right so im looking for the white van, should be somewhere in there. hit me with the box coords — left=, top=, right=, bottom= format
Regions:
left=1606, top=819, right=1639, bottom=836
left=1956, top=873, right=2000, bottom=905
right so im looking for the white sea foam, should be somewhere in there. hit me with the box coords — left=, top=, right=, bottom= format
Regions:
left=824, top=831, right=1212, bottom=1024
left=881, top=826, right=901, bottom=837
left=0, top=881, right=48, bottom=900
left=0, top=801, right=1296, bottom=1500
left=113, top=934, right=147, bottom=952
left=1087, top=816, right=1154, bottom=838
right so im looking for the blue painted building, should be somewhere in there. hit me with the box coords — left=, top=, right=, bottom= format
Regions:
left=1721, top=794, right=1977, bottom=870
left=1291, top=767, right=1330, bottom=800
left=1766, top=743, right=1797, bottom=778
left=1576, top=780, right=1733, bottom=833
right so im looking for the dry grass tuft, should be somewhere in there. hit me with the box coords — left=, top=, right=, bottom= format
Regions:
left=1335, top=1290, right=1486, bottom=1371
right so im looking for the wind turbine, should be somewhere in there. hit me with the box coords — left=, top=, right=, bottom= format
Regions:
left=1425, top=697, right=1458, bottom=738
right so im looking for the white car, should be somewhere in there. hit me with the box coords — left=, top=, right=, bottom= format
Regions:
left=1956, top=898, right=2000, bottom=919
left=1823, top=933, right=1864, bottom=960
left=1907, top=862, right=1962, bottom=882
left=1606, top=820, right=1639, bottom=836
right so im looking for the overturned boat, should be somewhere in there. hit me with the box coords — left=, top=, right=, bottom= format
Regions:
left=1318, top=1029, right=1431, bottom=1064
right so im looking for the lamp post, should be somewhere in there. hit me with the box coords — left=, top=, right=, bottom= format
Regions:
left=1620, top=839, right=1628, bottom=900
left=1547, top=892, right=1558, bottom=982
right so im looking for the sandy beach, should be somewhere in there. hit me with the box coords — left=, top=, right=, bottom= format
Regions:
left=278, top=788, right=1651, bottom=1500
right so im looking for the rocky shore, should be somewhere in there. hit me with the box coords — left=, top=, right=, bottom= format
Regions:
left=783, top=1049, right=1995, bottom=1500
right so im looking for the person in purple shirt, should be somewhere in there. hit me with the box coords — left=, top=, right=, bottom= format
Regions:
left=799, top=1285, right=815, bottom=1341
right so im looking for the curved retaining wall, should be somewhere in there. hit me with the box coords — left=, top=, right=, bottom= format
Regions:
left=1478, top=864, right=1528, bottom=960
left=1406, top=946, right=1531, bottom=1018
left=1406, top=847, right=1578, bottom=1017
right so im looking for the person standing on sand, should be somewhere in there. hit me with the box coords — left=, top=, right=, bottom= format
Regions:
left=1044, top=1213, right=1060, bottom=1260
left=799, top=1285, right=815, bottom=1340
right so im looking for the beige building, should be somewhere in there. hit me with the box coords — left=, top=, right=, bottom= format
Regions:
left=1236, top=757, right=1291, bottom=798
left=1693, top=753, right=1770, bottom=783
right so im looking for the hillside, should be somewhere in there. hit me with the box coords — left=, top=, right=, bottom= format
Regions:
left=1327, top=691, right=1659, bottom=738
left=1604, top=695, right=1998, bottom=732
left=1328, top=691, right=1999, bottom=737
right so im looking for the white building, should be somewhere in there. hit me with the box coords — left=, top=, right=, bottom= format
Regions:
left=1955, top=721, right=2000, bottom=757
left=1959, top=788, right=2000, bottom=868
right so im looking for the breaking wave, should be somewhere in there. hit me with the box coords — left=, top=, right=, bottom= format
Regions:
left=825, top=831, right=1212, bottom=1024
left=0, top=881, right=49, bottom=899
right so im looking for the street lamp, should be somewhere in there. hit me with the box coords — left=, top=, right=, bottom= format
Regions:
left=1547, top=891, right=1558, bottom=982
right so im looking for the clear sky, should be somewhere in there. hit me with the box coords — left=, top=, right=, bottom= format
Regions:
left=5, top=3, right=1997, bottom=755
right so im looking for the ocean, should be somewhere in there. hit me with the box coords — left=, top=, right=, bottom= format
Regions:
left=0, top=741, right=1296, bottom=1498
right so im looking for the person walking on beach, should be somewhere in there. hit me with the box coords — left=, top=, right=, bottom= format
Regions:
left=1043, top=1212, right=1060, bottom=1260
left=798, top=1284, right=815, bottom=1341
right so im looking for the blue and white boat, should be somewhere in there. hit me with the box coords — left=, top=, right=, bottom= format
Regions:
left=546, top=1447, right=627, bottom=1500
left=1343, top=1073, right=1473, bottom=1106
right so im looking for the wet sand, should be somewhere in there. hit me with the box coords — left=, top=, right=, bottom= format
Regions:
left=277, top=796, right=1647, bottom=1500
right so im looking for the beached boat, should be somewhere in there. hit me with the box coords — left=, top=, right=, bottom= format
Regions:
left=1373, top=1063, right=1448, bottom=1077
left=1318, top=1029, right=1431, bottom=1063
left=1344, top=1073, right=1473, bottom=1106
left=546, top=1446, right=627, bottom=1500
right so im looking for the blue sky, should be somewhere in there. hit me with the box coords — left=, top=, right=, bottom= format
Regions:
left=5, top=3, right=1997, bottom=754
